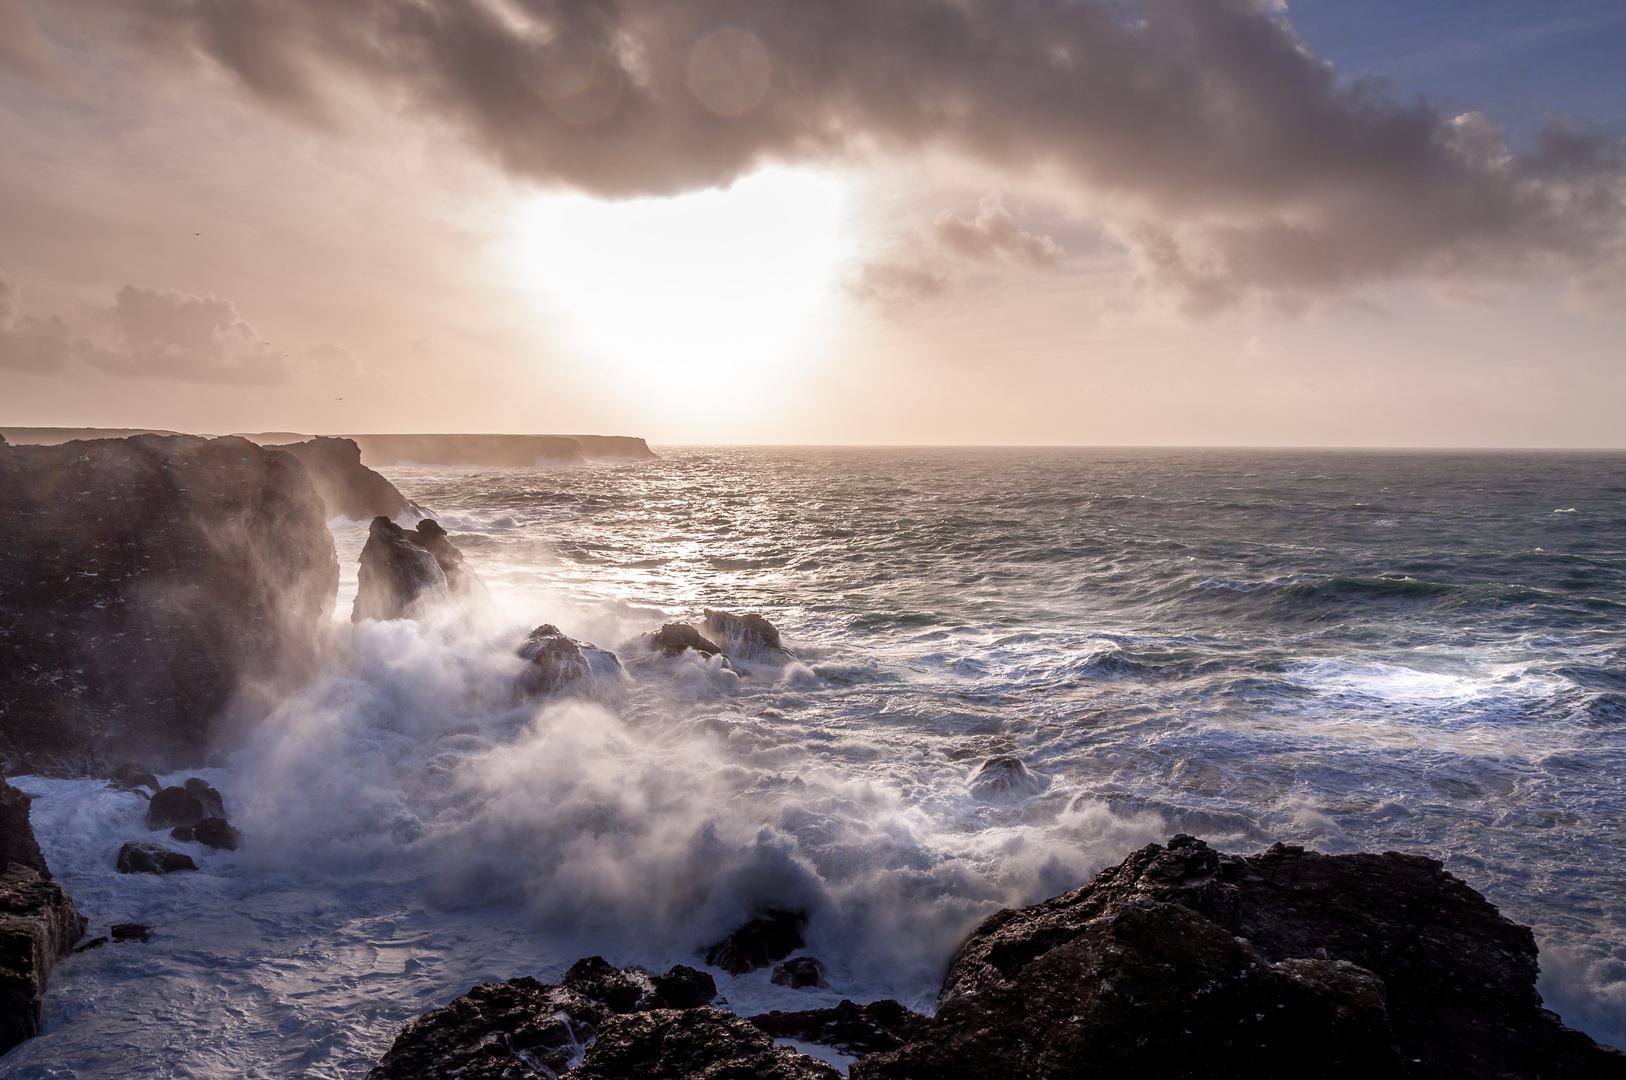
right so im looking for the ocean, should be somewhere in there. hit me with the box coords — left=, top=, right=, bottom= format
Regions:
left=5, top=447, right=1625, bottom=1077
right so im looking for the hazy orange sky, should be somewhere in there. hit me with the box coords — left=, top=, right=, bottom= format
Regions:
left=2, top=0, right=1624, bottom=445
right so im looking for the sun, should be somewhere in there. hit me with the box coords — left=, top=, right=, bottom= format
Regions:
left=507, top=169, right=847, bottom=408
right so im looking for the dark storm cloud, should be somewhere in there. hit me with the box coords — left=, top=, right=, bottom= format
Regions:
left=27, top=0, right=1626, bottom=305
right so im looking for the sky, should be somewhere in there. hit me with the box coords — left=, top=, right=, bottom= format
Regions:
left=1, top=0, right=1624, bottom=446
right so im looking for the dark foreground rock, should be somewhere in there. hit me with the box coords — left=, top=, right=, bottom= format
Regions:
left=0, top=779, right=48, bottom=880
left=116, top=841, right=196, bottom=874
left=703, top=609, right=794, bottom=661
left=0, top=434, right=338, bottom=775
left=110, top=923, right=149, bottom=943
left=266, top=436, right=420, bottom=521
left=0, top=865, right=86, bottom=1054
left=369, top=956, right=840, bottom=1080
left=749, top=1000, right=932, bottom=1057
left=703, top=909, right=807, bottom=975
left=353, top=517, right=490, bottom=623
left=514, top=625, right=623, bottom=700
left=852, top=835, right=1626, bottom=1080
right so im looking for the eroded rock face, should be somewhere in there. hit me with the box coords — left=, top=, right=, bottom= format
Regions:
left=572, top=1008, right=840, bottom=1080
left=749, top=1000, right=931, bottom=1058
left=514, top=625, right=623, bottom=700
left=645, top=622, right=723, bottom=658
left=0, top=865, right=86, bottom=1054
left=852, top=835, right=1626, bottom=1080
left=353, top=518, right=490, bottom=623
left=266, top=437, right=419, bottom=522
left=0, top=434, right=338, bottom=775
left=703, top=609, right=794, bottom=661
left=0, top=779, right=48, bottom=880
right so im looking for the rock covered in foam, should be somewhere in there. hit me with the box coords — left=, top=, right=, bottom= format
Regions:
left=513, top=625, right=623, bottom=699
left=0, top=434, right=337, bottom=775
left=265, top=436, right=420, bottom=522
left=353, top=517, right=491, bottom=623
left=0, top=864, right=87, bottom=1054
left=852, top=835, right=1626, bottom=1080
left=967, top=756, right=1045, bottom=800
left=115, top=841, right=197, bottom=874
left=703, top=608, right=794, bottom=661
left=770, top=956, right=828, bottom=989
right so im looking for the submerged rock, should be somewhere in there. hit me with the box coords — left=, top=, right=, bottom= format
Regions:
left=514, top=624, right=623, bottom=699
left=703, top=909, right=807, bottom=975
left=265, top=436, right=420, bottom=521
left=704, top=608, right=794, bottom=661
left=749, top=999, right=932, bottom=1057
left=352, top=517, right=490, bottom=623
left=645, top=621, right=724, bottom=658
left=115, top=841, right=196, bottom=874
left=0, top=865, right=86, bottom=1054
left=852, top=835, right=1626, bottom=1080
left=110, top=922, right=149, bottom=943
left=0, top=434, right=338, bottom=775
left=770, top=956, right=828, bottom=989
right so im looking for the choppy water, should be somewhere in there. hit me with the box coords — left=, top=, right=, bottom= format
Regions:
left=5, top=447, right=1626, bottom=1077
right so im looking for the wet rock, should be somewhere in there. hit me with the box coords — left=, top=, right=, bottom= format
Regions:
left=169, top=825, right=193, bottom=842
left=0, top=434, right=337, bottom=775
left=573, top=1007, right=840, bottom=1080
left=72, top=936, right=108, bottom=953
left=367, top=959, right=730, bottom=1080
left=191, top=817, right=241, bottom=851
left=265, top=436, right=420, bottom=521
left=704, top=608, right=794, bottom=661
left=352, top=516, right=448, bottom=622
left=146, top=783, right=225, bottom=830
left=353, top=517, right=491, bottom=623
left=704, top=909, right=807, bottom=975
left=770, top=956, right=828, bottom=989
left=967, top=756, right=1045, bottom=800
left=115, top=841, right=196, bottom=874
left=0, top=778, right=49, bottom=879
left=0, top=865, right=87, bottom=1054
left=852, top=835, right=1626, bottom=1080
left=514, top=624, right=623, bottom=700
left=645, top=622, right=724, bottom=658
left=110, top=923, right=149, bottom=943
left=109, top=761, right=160, bottom=795
left=750, top=999, right=932, bottom=1057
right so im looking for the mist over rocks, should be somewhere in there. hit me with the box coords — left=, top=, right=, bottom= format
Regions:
left=645, top=622, right=725, bottom=659
left=514, top=625, right=623, bottom=700
left=353, top=517, right=493, bottom=624
left=703, top=609, right=794, bottom=662
left=265, top=436, right=420, bottom=522
left=0, top=434, right=338, bottom=776
left=851, top=836, right=1626, bottom=1080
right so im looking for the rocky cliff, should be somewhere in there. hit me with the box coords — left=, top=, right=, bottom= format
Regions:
left=265, top=437, right=419, bottom=522
left=0, top=435, right=338, bottom=774
left=0, top=777, right=85, bottom=1055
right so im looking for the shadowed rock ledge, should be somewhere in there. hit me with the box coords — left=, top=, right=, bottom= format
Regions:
left=0, top=777, right=85, bottom=1055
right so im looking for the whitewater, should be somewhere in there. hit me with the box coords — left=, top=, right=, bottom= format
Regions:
left=3, top=447, right=1624, bottom=1077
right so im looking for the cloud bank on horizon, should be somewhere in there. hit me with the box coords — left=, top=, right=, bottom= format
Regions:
left=10, top=0, right=1615, bottom=314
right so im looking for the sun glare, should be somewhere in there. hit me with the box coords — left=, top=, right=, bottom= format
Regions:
left=508, top=169, right=847, bottom=406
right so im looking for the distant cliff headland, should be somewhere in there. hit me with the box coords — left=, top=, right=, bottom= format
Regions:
left=0, top=430, right=658, bottom=467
